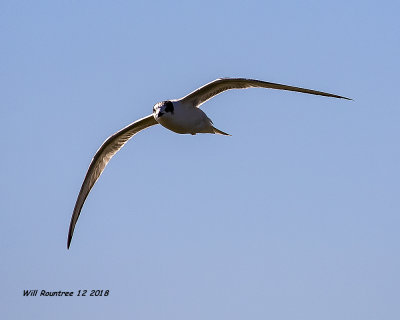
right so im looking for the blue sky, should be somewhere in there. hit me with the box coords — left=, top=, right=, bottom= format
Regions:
left=1, top=0, right=399, bottom=319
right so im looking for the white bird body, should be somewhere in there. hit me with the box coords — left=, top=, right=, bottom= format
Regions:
left=154, top=100, right=217, bottom=135
left=67, top=77, right=351, bottom=248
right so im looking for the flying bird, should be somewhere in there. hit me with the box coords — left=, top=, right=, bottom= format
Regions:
left=67, top=78, right=351, bottom=248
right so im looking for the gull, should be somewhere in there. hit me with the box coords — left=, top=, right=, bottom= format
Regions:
left=67, top=77, right=350, bottom=248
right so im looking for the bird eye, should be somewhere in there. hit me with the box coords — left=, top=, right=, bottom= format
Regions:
left=164, top=101, right=174, bottom=114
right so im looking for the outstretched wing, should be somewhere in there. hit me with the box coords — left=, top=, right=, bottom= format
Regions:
left=67, top=114, right=158, bottom=249
left=180, top=78, right=351, bottom=108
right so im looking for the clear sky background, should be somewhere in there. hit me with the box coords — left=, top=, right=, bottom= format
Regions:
left=1, top=1, right=399, bottom=319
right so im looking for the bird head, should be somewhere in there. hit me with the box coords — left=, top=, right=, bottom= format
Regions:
left=153, top=100, right=174, bottom=120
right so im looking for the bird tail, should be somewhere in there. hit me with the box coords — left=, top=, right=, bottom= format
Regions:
left=212, top=126, right=231, bottom=136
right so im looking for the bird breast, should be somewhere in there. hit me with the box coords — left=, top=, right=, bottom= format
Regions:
left=156, top=104, right=213, bottom=135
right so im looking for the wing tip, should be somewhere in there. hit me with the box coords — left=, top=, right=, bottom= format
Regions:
left=67, top=233, right=72, bottom=250
left=67, top=218, right=75, bottom=250
left=338, top=95, right=352, bottom=101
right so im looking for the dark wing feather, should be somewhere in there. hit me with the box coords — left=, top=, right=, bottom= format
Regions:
left=180, top=78, right=351, bottom=108
left=67, top=114, right=158, bottom=249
